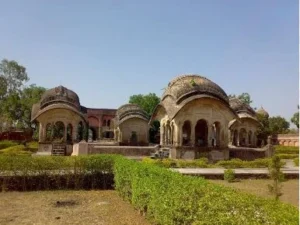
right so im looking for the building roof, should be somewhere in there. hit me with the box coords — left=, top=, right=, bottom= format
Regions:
left=229, top=97, right=256, bottom=116
left=256, top=106, right=269, bottom=117
left=116, top=104, right=149, bottom=125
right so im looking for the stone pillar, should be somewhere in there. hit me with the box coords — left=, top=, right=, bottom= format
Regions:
left=64, top=122, right=68, bottom=142
left=207, top=122, right=212, bottom=147
left=237, top=130, right=240, bottom=146
left=38, top=122, right=43, bottom=142
left=191, top=122, right=195, bottom=146
left=72, top=123, right=78, bottom=141
left=228, top=129, right=232, bottom=145
left=170, top=125, right=173, bottom=145
left=245, top=130, right=249, bottom=146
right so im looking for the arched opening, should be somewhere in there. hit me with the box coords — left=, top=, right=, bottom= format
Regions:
left=88, top=128, right=97, bottom=141
left=248, top=131, right=252, bottom=146
left=239, top=128, right=247, bottom=146
left=103, top=120, right=107, bottom=126
left=182, top=120, right=191, bottom=146
left=166, top=121, right=171, bottom=145
left=77, top=121, right=84, bottom=141
left=212, top=121, right=221, bottom=147
left=149, top=120, right=160, bottom=144
left=67, top=124, right=73, bottom=142
left=130, top=131, right=138, bottom=145
left=53, top=121, right=65, bottom=142
left=107, top=120, right=111, bottom=127
left=195, top=119, right=208, bottom=147
left=46, top=123, right=52, bottom=141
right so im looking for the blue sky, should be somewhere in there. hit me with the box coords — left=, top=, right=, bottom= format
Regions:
left=0, top=0, right=298, bottom=124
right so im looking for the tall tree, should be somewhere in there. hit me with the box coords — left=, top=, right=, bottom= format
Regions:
left=291, top=105, right=299, bottom=128
left=269, top=116, right=290, bottom=134
left=129, top=93, right=160, bottom=116
left=256, top=113, right=270, bottom=142
left=228, top=92, right=253, bottom=105
left=0, top=59, right=29, bottom=96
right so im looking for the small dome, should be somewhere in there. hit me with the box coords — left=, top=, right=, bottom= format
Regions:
left=229, top=98, right=256, bottom=116
left=117, top=104, right=149, bottom=122
left=162, top=74, right=229, bottom=105
left=256, top=106, right=269, bottom=117
left=40, top=85, right=80, bottom=110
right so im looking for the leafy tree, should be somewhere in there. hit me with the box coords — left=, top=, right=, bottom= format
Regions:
left=0, top=59, right=29, bottom=96
left=256, top=113, right=270, bottom=144
left=291, top=105, right=299, bottom=128
left=268, top=155, right=284, bottom=200
left=269, top=116, right=290, bottom=134
left=228, top=92, right=253, bottom=105
left=129, top=93, right=160, bottom=116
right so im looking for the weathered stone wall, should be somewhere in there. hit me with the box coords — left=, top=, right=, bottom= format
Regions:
left=88, top=145, right=158, bottom=156
left=272, top=134, right=299, bottom=147
left=229, top=148, right=266, bottom=160
left=119, top=118, right=149, bottom=144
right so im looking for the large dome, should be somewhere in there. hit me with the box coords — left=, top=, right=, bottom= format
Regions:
left=229, top=98, right=256, bottom=116
left=162, top=74, right=229, bottom=105
left=40, top=85, right=80, bottom=110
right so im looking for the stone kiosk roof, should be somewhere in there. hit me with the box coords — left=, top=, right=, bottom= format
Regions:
left=116, top=104, right=149, bottom=125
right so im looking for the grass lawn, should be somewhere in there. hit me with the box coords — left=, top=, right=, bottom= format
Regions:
left=0, top=190, right=150, bottom=225
left=210, top=179, right=299, bottom=207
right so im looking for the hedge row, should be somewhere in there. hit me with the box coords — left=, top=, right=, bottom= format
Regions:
left=294, top=158, right=299, bottom=167
left=276, top=154, right=299, bottom=160
left=0, top=140, right=18, bottom=150
left=114, top=157, right=299, bottom=225
left=0, top=155, right=116, bottom=191
left=143, top=157, right=283, bottom=169
left=274, top=146, right=299, bottom=155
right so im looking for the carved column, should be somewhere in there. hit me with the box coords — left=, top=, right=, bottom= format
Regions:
left=191, top=122, right=195, bottom=146
left=207, top=122, right=212, bottom=147
left=228, top=129, right=232, bottom=145
left=38, top=122, right=43, bottom=142
left=237, top=130, right=240, bottom=146
left=64, top=122, right=68, bottom=142
left=72, top=123, right=78, bottom=141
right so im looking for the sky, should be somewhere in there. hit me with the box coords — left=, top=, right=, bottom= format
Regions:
left=0, top=0, right=298, bottom=125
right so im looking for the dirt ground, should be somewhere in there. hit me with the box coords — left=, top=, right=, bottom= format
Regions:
left=210, top=179, right=299, bottom=207
left=0, top=190, right=151, bottom=225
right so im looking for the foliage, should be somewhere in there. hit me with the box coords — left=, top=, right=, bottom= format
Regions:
left=114, top=157, right=299, bottom=225
left=290, top=105, right=299, bottom=128
left=215, top=158, right=281, bottom=169
left=129, top=93, right=160, bottom=116
left=142, top=157, right=211, bottom=168
left=268, top=156, right=284, bottom=201
left=256, top=113, right=270, bottom=143
left=0, top=154, right=117, bottom=191
left=149, top=120, right=160, bottom=143
left=268, top=116, right=290, bottom=135
left=276, top=154, right=299, bottom=160
left=228, top=92, right=253, bottom=105
left=224, top=169, right=235, bottom=182
left=0, top=140, right=18, bottom=150
left=0, top=141, right=38, bottom=156
left=293, top=158, right=299, bottom=166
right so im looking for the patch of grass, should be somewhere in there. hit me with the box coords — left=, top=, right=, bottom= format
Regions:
left=0, top=140, right=18, bottom=150
left=275, top=146, right=299, bottom=154
left=0, top=141, right=38, bottom=156
left=276, top=154, right=299, bottom=159
left=210, top=179, right=299, bottom=207
left=0, top=190, right=150, bottom=225
left=142, top=157, right=212, bottom=168
left=294, top=158, right=299, bottom=167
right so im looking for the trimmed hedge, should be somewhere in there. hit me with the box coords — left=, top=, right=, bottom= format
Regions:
left=275, top=146, right=299, bottom=155
left=294, top=158, right=299, bottom=166
left=142, top=157, right=211, bottom=168
left=276, top=154, right=299, bottom=160
left=0, top=155, right=116, bottom=191
left=114, top=157, right=299, bottom=225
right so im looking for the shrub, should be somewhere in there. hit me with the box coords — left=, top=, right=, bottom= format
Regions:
left=142, top=157, right=211, bottom=168
left=0, top=140, right=18, bottom=150
left=293, top=158, right=299, bottom=167
left=276, top=154, right=299, bottom=159
left=224, top=169, right=235, bottom=182
left=268, top=156, right=284, bottom=200
left=216, top=158, right=285, bottom=168
left=114, top=157, right=299, bottom=225
left=275, top=146, right=299, bottom=154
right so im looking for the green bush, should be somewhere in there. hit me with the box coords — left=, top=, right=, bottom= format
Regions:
left=114, top=157, right=299, bottom=225
left=275, top=146, right=299, bottom=155
left=277, top=154, right=299, bottom=159
left=216, top=158, right=286, bottom=169
left=142, top=157, right=211, bottom=168
left=0, top=140, right=18, bottom=150
left=224, top=169, right=235, bottom=182
left=0, top=155, right=117, bottom=191
left=294, top=158, right=299, bottom=166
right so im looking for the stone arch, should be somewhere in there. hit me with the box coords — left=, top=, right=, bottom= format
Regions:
left=195, top=119, right=208, bottom=147
left=89, top=127, right=97, bottom=141
left=53, top=121, right=65, bottom=141
left=182, top=120, right=191, bottom=146
left=103, top=119, right=107, bottom=126
left=67, top=124, right=73, bottom=142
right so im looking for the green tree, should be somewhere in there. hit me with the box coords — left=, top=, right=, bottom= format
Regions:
left=291, top=105, right=299, bottom=128
left=129, top=93, right=160, bottom=116
left=256, top=113, right=270, bottom=143
left=0, top=59, right=29, bottom=96
left=228, top=92, right=253, bottom=105
left=268, top=155, right=284, bottom=200
left=269, top=116, right=290, bottom=135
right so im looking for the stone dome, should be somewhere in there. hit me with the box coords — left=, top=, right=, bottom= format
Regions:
left=256, top=106, right=269, bottom=117
left=117, top=104, right=149, bottom=122
left=162, top=74, right=229, bottom=105
left=40, top=85, right=80, bottom=110
left=229, top=98, right=256, bottom=116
